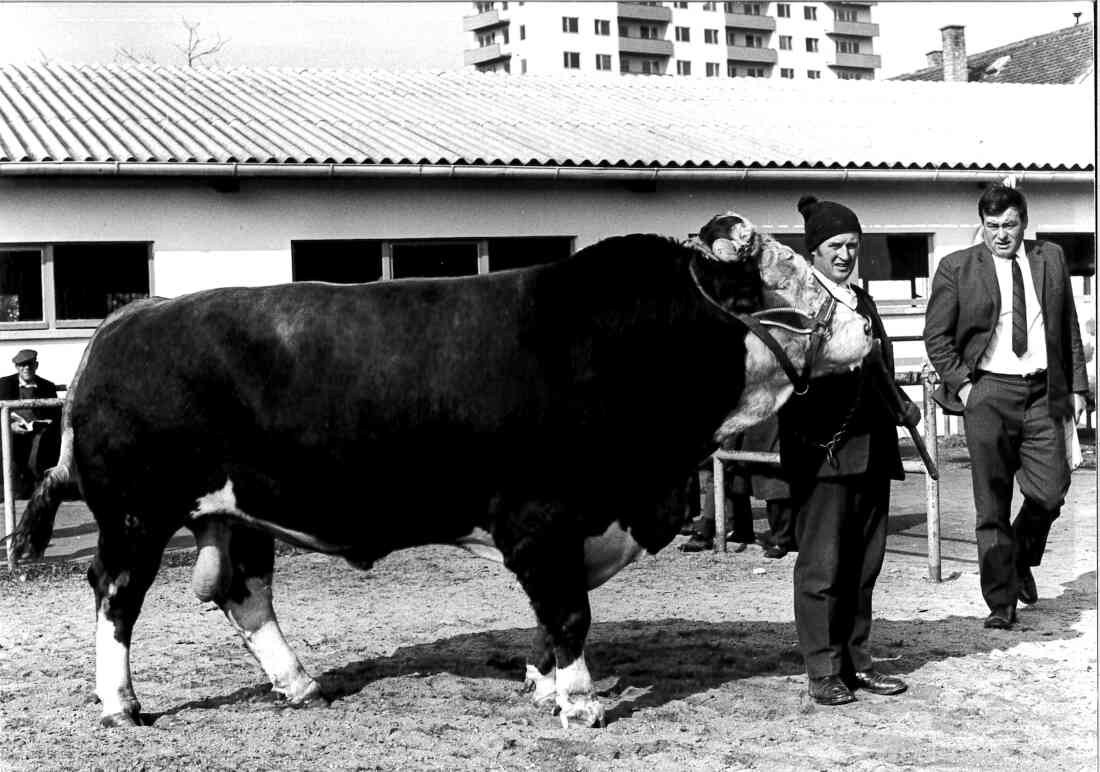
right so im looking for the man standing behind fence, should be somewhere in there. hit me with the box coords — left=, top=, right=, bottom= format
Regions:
left=0, top=349, right=61, bottom=498
left=923, top=184, right=1089, bottom=630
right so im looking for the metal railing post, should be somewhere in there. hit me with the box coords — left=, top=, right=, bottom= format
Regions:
left=922, top=364, right=942, bottom=582
left=712, top=455, right=727, bottom=553
left=2, top=405, right=14, bottom=571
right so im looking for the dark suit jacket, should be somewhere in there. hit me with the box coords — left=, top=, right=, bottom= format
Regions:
left=0, top=373, right=60, bottom=420
left=778, top=287, right=908, bottom=481
left=923, top=240, right=1088, bottom=418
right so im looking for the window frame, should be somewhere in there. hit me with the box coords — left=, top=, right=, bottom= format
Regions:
left=776, top=3, right=790, bottom=18
left=675, top=25, right=691, bottom=42
left=804, top=5, right=817, bottom=20
left=562, top=16, right=579, bottom=33
left=805, top=37, right=819, bottom=53
left=704, top=28, right=719, bottom=44
left=563, top=50, right=581, bottom=69
left=0, top=242, right=154, bottom=333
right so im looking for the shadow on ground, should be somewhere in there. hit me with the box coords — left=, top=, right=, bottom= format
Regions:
left=147, top=569, right=1095, bottom=727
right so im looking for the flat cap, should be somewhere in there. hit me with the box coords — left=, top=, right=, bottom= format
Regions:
left=12, top=349, right=38, bottom=366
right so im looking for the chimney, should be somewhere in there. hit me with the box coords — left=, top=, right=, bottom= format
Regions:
left=940, top=24, right=967, bottom=82
left=926, top=50, right=943, bottom=69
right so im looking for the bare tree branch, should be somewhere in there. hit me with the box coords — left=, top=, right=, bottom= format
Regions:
left=174, top=19, right=229, bottom=67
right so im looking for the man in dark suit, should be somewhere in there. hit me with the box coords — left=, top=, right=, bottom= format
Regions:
left=924, top=184, right=1088, bottom=630
left=0, top=349, right=61, bottom=497
left=779, top=196, right=920, bottom=706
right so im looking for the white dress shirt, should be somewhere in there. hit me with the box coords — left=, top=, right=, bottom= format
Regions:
left=978, top=243, right=1047, bottom=375
left=811, top=267, right=859, bottom=311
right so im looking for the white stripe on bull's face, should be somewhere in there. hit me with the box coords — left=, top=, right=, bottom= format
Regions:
left=715, top=236, right=872, bottom=440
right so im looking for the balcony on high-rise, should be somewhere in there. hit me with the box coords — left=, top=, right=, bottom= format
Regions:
left=464, top=43, right=508, bottom=66
left=617, top=2, right=673, bottom=23
left=829, top=20, right=879, bottom=37
left=619, top=36, right=674, bottom=56
left=463, top=9, right=506, bottom=32
left=724, top=12, right=776, bottom=31
left=725, top=45, right=778, bottom=64
left=829, top=51, right=882, bottom=69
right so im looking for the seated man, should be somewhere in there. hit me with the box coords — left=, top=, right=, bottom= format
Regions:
left=0, top=349, right=61, bottom=498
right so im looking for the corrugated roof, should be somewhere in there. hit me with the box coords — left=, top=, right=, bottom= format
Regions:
left=0, top=63, right=1093, bottom=172
left=894, top=22, right=1095, bottom=84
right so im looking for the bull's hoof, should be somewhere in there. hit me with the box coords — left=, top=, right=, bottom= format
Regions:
left=523, top=664, right=556, bottom=707
left=556, top=694, right=605, bottom=729
left=284, top=681, right=329, bottom=709
left=100, top=708, right=141, bottom=728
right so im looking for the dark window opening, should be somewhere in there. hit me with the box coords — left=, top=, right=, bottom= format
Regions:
left=487, top=237, right=574, bottom=272
left=53, top=243, right=151, bottom=320
left=1038, top=232, right=1095, bottom=288
left=392, top=242, right=479, bottom=279
left=0, top=250, right=43, bottom=322
left=292, top=240, right=383, bottom=284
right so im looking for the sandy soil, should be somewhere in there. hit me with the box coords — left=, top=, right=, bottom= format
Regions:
left=0, top=444, right=1095, bottom=772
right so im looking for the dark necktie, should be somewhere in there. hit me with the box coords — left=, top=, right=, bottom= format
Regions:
left=1011, top=256, right=1027, bottom=356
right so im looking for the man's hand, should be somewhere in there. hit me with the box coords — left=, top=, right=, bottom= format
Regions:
left=1073, top=394, right=1088, bottom=423
left=958, top=383, right=972, bottom=408
left=900, top=401, right=922, bottom=428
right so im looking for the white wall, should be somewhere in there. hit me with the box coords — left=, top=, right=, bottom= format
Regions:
left=0, top=174, right=1093, bottom=385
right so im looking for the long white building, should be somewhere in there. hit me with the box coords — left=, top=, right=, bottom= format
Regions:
left=464, top=1, right=880, bottom=80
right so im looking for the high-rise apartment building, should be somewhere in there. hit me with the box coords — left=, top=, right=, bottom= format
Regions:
left=464, top=2, right=880, bottom=80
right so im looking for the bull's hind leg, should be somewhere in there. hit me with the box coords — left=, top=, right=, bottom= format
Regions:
left=88, top=517, right=173, bottom=727
left=210, top=525, right=324, bottom=706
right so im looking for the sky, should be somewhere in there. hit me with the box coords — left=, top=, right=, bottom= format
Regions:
left=0, top=1, right=1093, bottom=78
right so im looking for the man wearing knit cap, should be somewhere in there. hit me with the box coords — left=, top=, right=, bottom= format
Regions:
left=778, top=196, right=920, bottom=705
left=0, top=349, right=61, bottom=497
left=924, top=184, right=1089, bottom=630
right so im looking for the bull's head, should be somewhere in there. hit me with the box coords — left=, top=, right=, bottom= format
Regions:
left=691, top=212, right=872, bottom=440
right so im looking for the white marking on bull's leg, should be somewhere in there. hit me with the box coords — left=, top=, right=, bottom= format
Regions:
left=222, top=576, right=321, bottom=705
left=95, top=600, right=140, bottom=726
left=583, top=522, right=644, bottom=589
left=555, top=653, right=604, bottom=728
left=456, top=527, right=505, bottom=563
left=524, top=663, right=557, bottom=706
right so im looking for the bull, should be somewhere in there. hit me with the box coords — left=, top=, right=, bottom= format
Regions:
left=12, top=214, right=871, bottom=728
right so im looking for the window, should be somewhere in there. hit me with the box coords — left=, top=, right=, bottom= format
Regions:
left=521, top=58, right=527, bottom=73
left=777, top=3, right=790, bottom=18
left=594, top=19, right=610, bottom=35
left=745, top=34, right=763, bottom=48
left=807, top=69, right=820, bottom=79
left=563, top=51, right=580, bottom=68
left=742, top=3, right=761, bottom=15
left=477, top=32, right=496, bottom=47
left=596, top=53, right=612, bottom=70
left=805, top=37, right=819, bottom=52
left=292, top=238, right=573, bottom=283
left=746, top=67, right=764, bottom=77
left=778, top=35, right=792, bottom=50
left=562, top=16, right=579, bottom=33
left=835, top=7, right=858, bottom=22
left=837, top=71, right=863, bottom=80
left=674, top=1, right=689, bottom=7
left=1038, top=232, right=1096, bottom=285
left=676, top=60, right=692, bottom=76
left=704, top=28, right=719, bottom=44
left=727, top=62, right=738, bottom=77
left=475, top=2, right=493, bottom=12
left=858, top=234, right=932, bottom=299
left=620, top=55, right=630, bottom=73
left=642, top=59, right=659, bottom=74
left=502, top=59, right=511, bottom=73
left=702, top=2, right=717, bottom=10
left=0, top=243, right=151, bottom=330
left=502, top=27, right=509, bottom=44
left=726, top=30, right=737, bottom=44
left=675, top=26, right=690, bottom=42
left=780, top=67, right=794, bottom=78
left=639, top=25, right=659, bottom=39
left=804, top=5, right=817, bottom=20
left=837, top=39, right=861, bottom=54
left=520, top=24, right=525, bottom=40
left=706, top=62, right=721, bottom=77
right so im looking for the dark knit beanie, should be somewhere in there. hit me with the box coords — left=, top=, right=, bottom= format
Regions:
left=797, top=195, right=862, bottom=253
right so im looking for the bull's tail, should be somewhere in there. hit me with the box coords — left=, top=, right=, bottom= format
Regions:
left=9, top=297, right=162, bottom=562
left=9, top=439, right=79, bottom=561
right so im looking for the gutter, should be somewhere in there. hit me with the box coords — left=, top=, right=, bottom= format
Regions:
left=0, top=162, right=1093, bottom=184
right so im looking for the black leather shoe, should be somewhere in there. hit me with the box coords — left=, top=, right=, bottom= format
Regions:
left=763, top=545, right=789, bottom=559
left=983, top=606, right=1017, bottom=629
left=807, top=675, right=856, bottom=705
left=678, top=533, right=713, bottom=552
left=1018, top=568, right=1039, bottom=605
left=847, top=669, right=907, bottom=695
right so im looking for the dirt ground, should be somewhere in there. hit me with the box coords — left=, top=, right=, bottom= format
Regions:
left=0, top=441, right=1095, bottom=772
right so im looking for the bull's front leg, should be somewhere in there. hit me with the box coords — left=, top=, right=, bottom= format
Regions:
left=524, top=624, right=558, bottom=707
left=500, top=507, right=605, bottom=729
